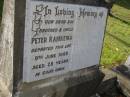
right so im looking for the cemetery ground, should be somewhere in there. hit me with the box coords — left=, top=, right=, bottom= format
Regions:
left=100, top=0, right=130, bottom=68
left=0, top=0, right=130, bottom=68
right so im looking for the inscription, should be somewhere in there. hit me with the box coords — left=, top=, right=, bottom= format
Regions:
left=23, top=1, right=108, bottom=82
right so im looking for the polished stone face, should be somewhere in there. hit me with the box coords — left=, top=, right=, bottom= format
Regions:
left=23, top=1, right=108, bottom=82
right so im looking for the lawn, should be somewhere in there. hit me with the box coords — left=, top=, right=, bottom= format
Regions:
left=101, top=0, right=130, bottom=68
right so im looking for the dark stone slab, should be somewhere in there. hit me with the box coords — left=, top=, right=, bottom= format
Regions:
left=64, top=70, right=104, bottom=97
left=97, top=77, right=126, bottom=97
left=101, top=69, right=129, bottom=97
left=13, top=0, right=26, bottom=95
left=33, top=0, right=101, bottom=6
left=113, top=65, right=130, bottom=79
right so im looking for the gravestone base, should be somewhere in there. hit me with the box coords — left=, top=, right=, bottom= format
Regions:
left=64, top=69, right=104, bottom=97
left=14, top=68, right=104, bottom=97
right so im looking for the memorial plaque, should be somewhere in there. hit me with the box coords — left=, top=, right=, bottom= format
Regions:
left=23, top=1, right=108, bottom=82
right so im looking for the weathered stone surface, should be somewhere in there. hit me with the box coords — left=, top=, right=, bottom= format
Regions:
left=101, top=69, right=130, bottom=97
left=114, top=65, right=130, bottom=79
left=64, top=69, right=104, bottom=97
left=13, top=68, right=104, bottom=97
left=0, top=0, right=14, bottom=96
left=0, top=78, right=11, bottom=97
left=97, top=77, right=126, bottom=97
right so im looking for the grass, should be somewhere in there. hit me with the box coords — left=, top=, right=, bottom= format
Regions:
left=101, top=0, right=130, bottom=68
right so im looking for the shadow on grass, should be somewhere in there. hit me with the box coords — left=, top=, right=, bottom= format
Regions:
left=116, top=0, right=130, bottom=10
left=107, top=32, right=130, bottom=47
left=110, top=14, right=130, bottom=25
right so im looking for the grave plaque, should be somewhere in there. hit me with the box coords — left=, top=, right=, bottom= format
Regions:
left=23, top=1, right=108, bottom=82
